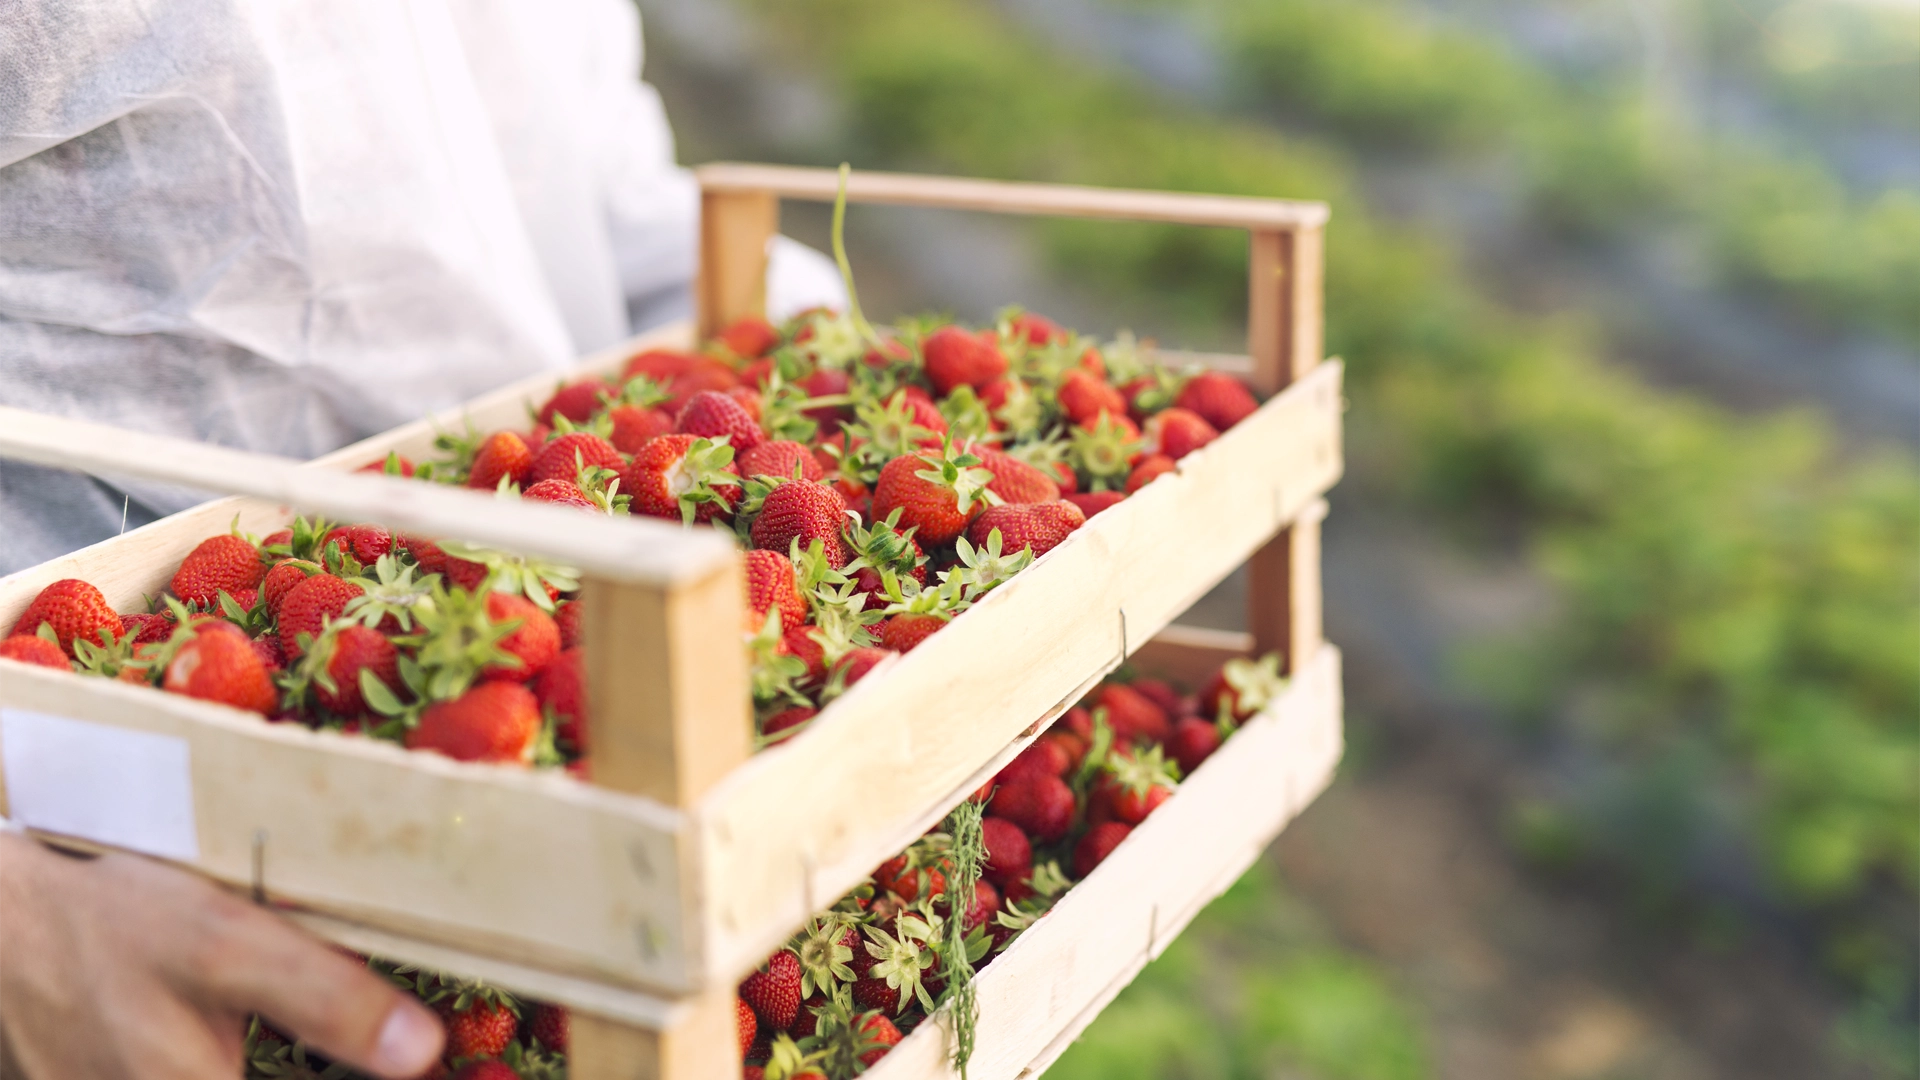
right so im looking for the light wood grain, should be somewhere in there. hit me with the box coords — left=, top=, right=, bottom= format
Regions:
left=696, top=190, right=779, bottom=339
left=1128, top=624, right=1255, bottom=688
left=571, top=988, right=742, bottom=1080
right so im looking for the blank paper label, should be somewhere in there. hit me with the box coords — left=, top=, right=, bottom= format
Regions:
left=1, top=709, right=199, bottom=861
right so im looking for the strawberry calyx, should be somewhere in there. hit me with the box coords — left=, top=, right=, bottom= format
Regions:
left=1102, top=741, right=1181, bottom=798
left=860, top=915, right=938, bottom=1014
left=342, top=554, right=439, bottom=633
left=942, top=530, right=1035, bottom=602
left=1068, top=412, right=1143, bottom=492
left=791, top=916, right=860, bottom=1000
left=72, top=626, right=145, bottom=682
left=937, top=384, right=995, bottom=443
left=749, top=607, right=811, bottom=721
left=1217, top=653, right=1288, bottom=724
left=763, top=1033, right=829, bottom=1080
left=261, top=515, right=340, bottom=563
left=912, top=437, right=997, bottom=517
left=605, top=374, right=669, bottom=410
left=841, top=392, right=940, bottom=483
left=436, top=542, right=580, bottom=611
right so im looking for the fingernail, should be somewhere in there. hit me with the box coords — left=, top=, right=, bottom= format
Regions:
left=372, top=1002, right=443, bottom=1077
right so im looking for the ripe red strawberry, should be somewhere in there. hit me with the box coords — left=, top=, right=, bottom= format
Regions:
left=439, top=997, right=518, bottom=1059
left=974, top=447, right=1061, bottom=505
left=1057, top=368, right=1127, bottom=425
left=1111, top=779, right=1172, bottom=824
left=1176, top=371, right=1259, bottom=430
left=1008, top=311, right=1065, bottom=345
left=858, top=1012, right=904, bottom=1066
left=887, top=389, right=949, bottom=441
left=0, top=634, right=70, bottom=670
left=397, top=535, right=448, bottom=576
left=624, top=347, right=699, bottom=383
left=320, top=524, right=394, bottom=565
left=119, top=611, right=175, bottom=647
left=170, top=534, right=265, bottom=606
left=313, top=625, right=399, bottom=715
left=875, top=853, right=949, bottom=904
left=533, top=647, right=588, bottom=749
left=966, top=500, right=1086, bottom=558
left=529, top=432, right=622, bottom=486
left=406, top=681, right=541, bottom=763
left=1065, top=490, right=1126, bottom=517
left=761, top=705, right=817, bottom=742
left=922, top=325, right=1008, bottom=396
left=528, top=1002, right=569, bottom=1052
left=782, top=626, right=827, bottom=685
left=676, top=389, right=765, bottom=453
left=1125, top=454, right=1176, bottom=494
left=831, top=647, right=895, bottom=692
left=1142, top=406, right=1218, bottom=460
left=163, top=624, right=278, bottom=714
left=523, top=478, right=597, bottom=508
left=607, top=404, right=675, bottom=454
left=870, top=447, right=991, bottom=547
left=739, top=440, right=825, bottom=482
left=999, top=738, right=1071, bottom=783
left=728, top=386, right=764, bottom=424
left=878, top=613, right=946, bottom=654
left=1130, top=677, right=1187, bottom=717
left=987, top=772, right=1074, bottom=841
left=480, top=592, right=560, bottom=681
left=250, top=634, right=284, bottom=673
left=1096, top=683, right=1170, bottom=745
left=717, top=315, right=781, bottom=358
left=451, top=1062, right=519, bottom=1080
left=664, top=358, right=741, bottom=413
left=798, top=367, right=853, bottom=427
left=737, top=997, right=758, bottom=1057
left=981, top=817, right=1032, bottom=887
left=958, top=878, right=999, bottom=932
left=554, top=599, right=583, bottom=649
left=1073, top=821, right=1134, bottom=878
left=622, top=434, right=742, bottom=524
left=11, top=579, right=123, bottom=657
left=1200, top=655, right=1289, bottom=722
left=537, top=379, right=614, bottom=425
left=468, top=430, right=534, bottom=491
left=740, top=951, right=803, bottom=1032
left=354, top=454, right=414, bottom=477
left=750, top=479, right=850, bottom=566
left=260, top=560, right=319, bottom=616
left=1169, top=716, right=1222, bottom=775
left=276, top=574, right=363, bottom=658
left=745, top=550, right=807, bottom=632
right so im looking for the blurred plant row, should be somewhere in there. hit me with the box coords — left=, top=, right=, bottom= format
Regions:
left=730, top=0, right=1918, bottom=1071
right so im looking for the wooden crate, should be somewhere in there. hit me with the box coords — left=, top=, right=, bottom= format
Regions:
left=0, top=165, right=1340, bottom=1078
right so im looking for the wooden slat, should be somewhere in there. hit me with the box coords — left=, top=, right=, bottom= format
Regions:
left=1129, top=624, right=1254, bottom=688
left=861, top=644, right=1343, bottom=1080
left=697, top=190, right=778, bottom=339
left=1249, top=499, right=1327, bottom=676
left=695, top=163, right=1329, bottom=232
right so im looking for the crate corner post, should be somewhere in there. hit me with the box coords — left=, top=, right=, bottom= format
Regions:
left=697, top=174, right=779, bottom=341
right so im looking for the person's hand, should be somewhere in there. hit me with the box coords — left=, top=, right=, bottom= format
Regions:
left=0, top=832, right=444, bottom=1079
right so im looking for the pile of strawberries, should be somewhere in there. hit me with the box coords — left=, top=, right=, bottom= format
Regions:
left=728, top=653, right=1289, bottom=1080
left=1, top=306, right=1262, bottom=766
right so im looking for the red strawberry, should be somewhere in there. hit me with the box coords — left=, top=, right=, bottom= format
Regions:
left=440, top=997, right=518, bottom=1059
left=406, top=682, right=541, bottom=763
left=1096, top=683, right=1170, bottom=745
left=745, top=550, right=807, bottom=632
left=250, top=634, right=284, bottom=673
left=534, top=647, right=588, bottom=749
left=981, top=817, right=1032, bottom=887
left=987, top=773, right=1074, bottom=841
left=451, top=1063, right=519, bottom=1080
left=875, top=854, right=949, bottom=904
left=397, top=535, right=447, bottom=576
left=831, top=646, right=895, bottom=691
left=622, top=434, right=742, bottom=524
left=878, top=613, right=946, bottom=654
left=1169, top=716, right=1222, bottom=775
left=960, top=878, right=999, bottom=932
left=11, top=579, right=123, bottom=657
left=528, top=1003, right=569, bottom=1052
left=717, top=315, right=781, bottom=358
left=170, top=534, right=265, bottom=606
left=858, top=1013, right=904, bottom=1066
left=761, top=705, right=816, bottom=742
left=529, top=432, right=622, bottom=486
left=624, top=348, right=699, bottom=383
left=0, top=634, right=70, bottom=670
left=739, top=440, right=825, bottom=482
left=316, top=625, right=399, bottom=714
left=737, top=997, right=758, bottom=1057
left=728, top=386, right=764, bottom=424
left=607, top=404, right=675, bottom=454
left=676, top=389, right=765, bottom=453
left=163, top=624, right=278, bottom=715
left=966, top=500, right=1085, bottom=558
left=974, top=447, right=1061, bottom=505
left=1073, top=821, right=1133, bottom=878
left=1176, top=371, right=1259, bottom=430
left=481, top=592, right=560, bottom=681
left=870, top=447, right=991, bottom=547
left=119, top=611, right=175, bottom=647
left=1142, top=406, right=1218, bottom=460
left=740, top=951, right=803, bottom=1032
left=782, top=626, right=827, bottom=685
left=468, top=430, right=534, bottom=491
left=1057, top=368, right=1127, bottom=425
left=1125, top=454, right=1176, bottom=494
left=524, top=478, right=598, bottom=509
left=798, top=367, right=852, bottom=427
left=999, top=738, right=1071, bottom=783
left=1111, top=780, right=1172, bottom=824
left=664, top=358, right=740, bottom=413
left=1200, top=655, right=1289, bottom=722
left=1040, top=728, right=1090, bottom=771
left=1065, top=490, right=1126, bottom=517
left=260, top=560, right=319, bottom=616
left=1130, top=677, right=1186, bottom=718
left=922, top=325, right=1007, bottom=396
left=887, top=389, right=949, bottom=441
left=319, top=524, right=394, bottom=565
left=537, top=380, right=614, bottom=425
left=354, top=455, right=414, bottom=477
left=554, top=599, right=583, bottom=649
left=276, top=574, right=363, bottom=658
left=1008, top=311, right=1065, bottom=345
left=750, top=479, right=850, bottom=566
left=1060, top=705, right=1095, bottom=739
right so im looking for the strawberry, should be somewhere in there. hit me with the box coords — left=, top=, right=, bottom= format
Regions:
left=528, top=1002, right=569, bottom=1052
left=727, top=386, right=764, bottom=424
left=406, top=682, right=541, bottom=763
left=397, top=534, right=448, bottom=576
left=451, top=1062, right=519, bottom=1080
left=1200, top=654, right=1288, bottom=723
left=170, top=534, right=265, bottom=606
left=554, top=599, right=583, bottom=649
left=467, top=430, right=534, bottom=491
left=1040, top=727, right=1090, bottom=771
left=761, top=705, right=816, bottom=742
left=622, top=434, right=741, bottom=524
left=966, top=500, right=1085, bottom=558
left=739, top=440, right=825, bottom=482
left=1130, top=677, right=1187, bottom=718
left=875, top=853, right=949, bottom=904
left=480, top=591, right=560, bottom=682
left=878, top=612, right=946, bottom=654
left=750, top=480, right=850, bottom=566
left=717, top=315, right=781, bottom=358
left=314, top=625, right=399, bottom=714
left=858, top=1012, right=904, bottom=1066
left=676, top=389, right=765, bottom=453
left=163, top=624, right=278, bottom=714
left=870, top=444, right=993, bottom=547
left=974, top=446, right=1060, bottom=504
left=740, top=951, right=804, bottom=1032
left=960, top=878, right=999, bottom=931
left=319, top=524, right=393, bottom=565
left=528, top=432, right=622, bottom=486
left=276, top=574, right=363, bottom=658
left=0, top=634, right=70, bottom=670
left=250, top=634, right=284, bottom=673
left=782, top=626, right=827, bottom=685
left=523, top=478, right=597, bottom=508
left=11, top=579, right=123, bottom=657
left=1008, top=311, right=1065, bottom=345
left=536, top=379, right=614, bottom=425
left=1142, top=406, right=1218, bottom=460
left=533, top=647, right=588, bottom=749
left=354, top=454, right=414, bottom=477
left=1057, top=368, right=1127, bottom=425
left=1096, top=683, right=1171, bottom=745
left=1169, top=715, right=1222, bottom=775
left=987, top=772, right=1074, bottom=841
left=1073, top=821, right=1133, bottom=878
left=999, top=738, right=1071, bottom=783
left=439, top=996, right=518, bottom=1059
left=922, top=325, right=1007, bottom=396
left=624, top=348, right=699, bottom=383
left=1125, top=454, right=1176, bottom=494
left=1176, top=370, right=1259, bottom=430
left=745, top=550, right=807, bottom=632
left=737, top=997, right=759, bottom=1057
left=1065, top=490, right=1126, bottom=517
left=980, top=817, right=1032, bottom=887
left=830, top=647, right=894, bottom=692
left=119, top=611, right=175, bottom=647
left=664, top=358, right=740, bottom=413
left=607, top=404, right=675, bottom=454
left=260, top=560, right=319, bottom=616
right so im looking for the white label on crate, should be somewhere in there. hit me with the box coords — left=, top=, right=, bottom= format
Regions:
left=1, top=709, right=198, bottom=861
